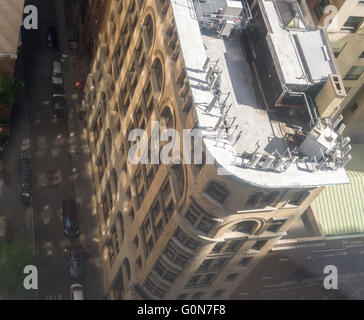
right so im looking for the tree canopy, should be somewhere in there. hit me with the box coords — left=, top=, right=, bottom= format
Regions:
left=0, top=75, right=24, bottom=105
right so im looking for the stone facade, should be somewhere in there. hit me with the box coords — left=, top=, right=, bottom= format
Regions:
left=81, top=0, right=330, bottom=300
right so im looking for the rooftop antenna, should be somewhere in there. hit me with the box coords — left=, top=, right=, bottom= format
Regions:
left=261, top=155, right=275, bottom=169
left=205, top=66, right=213, bottom=81
left=312, top=156, right=318, bottom=172
left=249, top=152, right=262, bottom=167
left=206, top=95, right=219, bottom=112
left=202, top=56, right=210, bottom=71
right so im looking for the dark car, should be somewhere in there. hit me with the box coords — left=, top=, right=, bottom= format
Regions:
left=61, top=199, right=80, bottom=238
left=68, top=244, right=84, bottom=280
left=46, top=26, right=59, bottom=51
left=51, top=95, right=67, bottom=122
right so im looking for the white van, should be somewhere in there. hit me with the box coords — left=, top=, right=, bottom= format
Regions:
left=52, top=61, right=63, bottom=86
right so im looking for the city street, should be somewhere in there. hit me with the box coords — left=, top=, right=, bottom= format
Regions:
left=0, top=0, right=104, bottom=299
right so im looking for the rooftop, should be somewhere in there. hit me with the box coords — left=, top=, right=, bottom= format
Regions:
left=0, top=0, right=24, bottom=55
left=170, top=0, right=350, bottom=188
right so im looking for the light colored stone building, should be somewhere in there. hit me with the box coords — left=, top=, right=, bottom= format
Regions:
left=81, top=0, right=352, bottom=300
left=0, top=0, right=24, bottom=76
left=306, top=0, right=364, bottom=139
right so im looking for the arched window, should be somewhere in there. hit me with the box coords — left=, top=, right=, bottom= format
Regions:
left=144, top=15, right=154, bottom=48
left=160, top=107, right=173, bottom=130
left=233, top=220, right=258, bottom=234
left=152, top=58, right=163, bottom=91
left=123, top=258, right=131, bottom=280
left=105, top=129, right=112, bottom=155
left=110, top=168, right=118, bottom=195
left=171, top=164, right=184, bottom=202
left=117, top=212, right=124, bottom=243
left=100, top=92, right=107, bottom=114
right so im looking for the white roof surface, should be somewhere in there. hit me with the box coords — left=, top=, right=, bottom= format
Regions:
left=170, top=0, right=349, bottom=188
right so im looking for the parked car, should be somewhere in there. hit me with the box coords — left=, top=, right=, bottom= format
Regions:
left=46, top=26, right=59, bottom=51
left=51, top=95, right=67, bottom=122
left=18, top=151, right=32, bottom=207
left=61, top=199, right=80, bottom=238
left=70, top=284, right=84, bottom=300
left=51, top=61, right=63, bottom=86
left=68, top=244, right=84, bottom=280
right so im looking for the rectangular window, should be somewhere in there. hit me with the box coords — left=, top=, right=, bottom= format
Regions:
left=163, top=240, right=191, bottom=267
left=187, top=275, right=200, bottom=286
left=251, top=240, right=267, bottom=251
left=360, top=51, right=364, bottom=58
left=200, top=273, right=215, bottom=285
left=238, top=257, right=252, bottom=267
left=174, top=227, right=200, bottom=251
left=351, top=102, right=359, bottom=113
left=266, top=219, right=286, bottom=233
left=196, top=217, right=216, bottom=233
left=185, top=209, right=198, bottom=225
left=210, top=257, right=228, bottom=271
left=330, top=41, right=346, bottom=58
left=197, top=260, right=211, bottom=272
left=225, top=273, right=239, bottom=282
left=161, top=180, right=171, bottom=201
left=344, top=66, right=364, bottom=80
left=341, top=16, right=364, bottom=33
left=212, top=242, right=224, bottom=253
left=224, top=240, right=241, bottom=253
left=164, top=200, right=175, bottom=222
left=204, top=181, right=229, bottom=204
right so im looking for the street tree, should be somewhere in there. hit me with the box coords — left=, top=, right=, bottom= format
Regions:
left=0, top=75, right=24, bottom=105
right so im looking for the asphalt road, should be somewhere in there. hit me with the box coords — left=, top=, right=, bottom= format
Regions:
left=20, top=0, right=104, bottom=300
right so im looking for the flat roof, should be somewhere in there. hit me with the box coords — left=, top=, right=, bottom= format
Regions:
left=0, top=0, right=24, bottom=54
left=171, top=0, right=349, bottom=188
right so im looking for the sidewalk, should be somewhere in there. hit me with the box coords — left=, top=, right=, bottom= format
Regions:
left=0, top=38, right=37, bottom=300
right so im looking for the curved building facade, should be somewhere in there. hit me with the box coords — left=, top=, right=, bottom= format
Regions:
left=82, top=0, right=350, bottom=299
